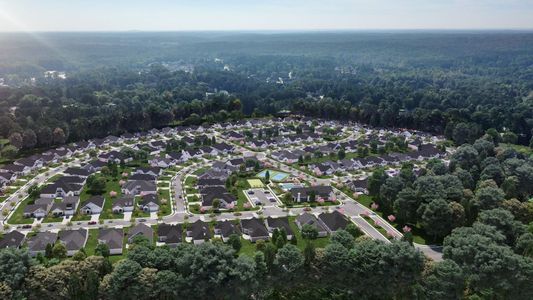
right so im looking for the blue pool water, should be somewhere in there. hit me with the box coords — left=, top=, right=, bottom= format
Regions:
left=279, top=183, right=303, bottom=191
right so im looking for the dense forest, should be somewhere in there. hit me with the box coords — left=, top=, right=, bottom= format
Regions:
left=0, top=31, right=533, bottom=160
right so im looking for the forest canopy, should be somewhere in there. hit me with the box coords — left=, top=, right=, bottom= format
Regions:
left=0, top=31, right=532, bottom=153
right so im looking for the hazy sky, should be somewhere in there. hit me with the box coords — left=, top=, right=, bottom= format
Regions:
left=0, top=0, right=532, bottom=31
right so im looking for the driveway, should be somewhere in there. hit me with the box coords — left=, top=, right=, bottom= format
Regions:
left=123, top=212, right=132, bottom=222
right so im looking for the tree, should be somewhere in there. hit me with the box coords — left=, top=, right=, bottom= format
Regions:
left=227, top=234, right=242, bottom=252
left=86, top=175, right=106, bottom=194
left=52, top=127, right=66, bottom=145
left=368, top=168, right=388, bottom=197
left=72, top=250, right=87, bottom=261
left=303, top=240, right=316, bottom=267
left=345, top=223, right=363, bottom=238
left=338, top=148, right=346, bottom=160
left=264, top=170, right=270, bottom=183
left=52, top=243, right=67, bottom=259
left=22, top=129, right=37, bottom=150
left=330, top=229, right=354, bottom=249
left=275, top=244, right=304, bottom=273
left=502, top=132, right=518, bottom=144
left=475, top=186, right=505, bottom=210
left=105, top=259, right=142, bottom=299
left=379, top=176, right=405, bottom=214
left=301, top=224, right=318, bottom=240
left=394, top=187, right=419, bottom=224
left=95, top=243, right=110, bottom=258
left=0, top=248, right=32, bottom=298
left=477, top=208, right=526, bottom=247
left=422, top=260, right=465, bottom=300
left=212, top=199, right=221, bottom=210
left=421, top=198, right=454, bottom=240
left=263, top=243, right=277, bottom=271
left=8, top=132, right=23, bottom=149
left=37, top=126, right=53, bottom=147
left=0, top=145, right=17, bottom=159
left=450, top=144, right=479, bottom=171
left=155, top=270, right=179, bottom=299
left=485, top=128, right=500, bottom=145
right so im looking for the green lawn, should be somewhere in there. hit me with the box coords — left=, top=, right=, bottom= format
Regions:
left=43, top=215, right=63, bottom=223
left=99, top=176, right=124, bottom=220
left=186, top=187, right=198, bottom=194
left=85, top=228, right=127, bottom=264
left=287, top=216, right=330, bottom=250
left=238, top=238, right=258, bottom=256
left=8, top=197, right=34, bottom=224
left=184, top=175, right=197, bottom=186
left=45, top=174, right=63, bottom=183
left=192, top=167, right=208, bottom=176
left=158, top=188, right=171, bottom=217
left=84, top=229, right=100, bottom=255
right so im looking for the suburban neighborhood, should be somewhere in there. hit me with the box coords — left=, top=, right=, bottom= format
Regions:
left=0, top=117, right=449, bottom=260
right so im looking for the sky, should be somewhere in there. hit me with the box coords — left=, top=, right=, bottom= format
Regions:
left=0, top=0, right=532, bottom=32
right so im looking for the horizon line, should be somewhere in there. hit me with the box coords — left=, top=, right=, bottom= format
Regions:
left=1, top=28, right=533, bottom=34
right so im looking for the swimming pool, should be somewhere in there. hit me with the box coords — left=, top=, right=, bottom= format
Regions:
left=256, top=170, right=290, bottom=182
left=278, top=182, right=303, bottom=191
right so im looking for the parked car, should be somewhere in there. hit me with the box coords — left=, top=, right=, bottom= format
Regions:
left=88, top=221, right=97, bottom=225
left=22, top=225, right=32, bottom=229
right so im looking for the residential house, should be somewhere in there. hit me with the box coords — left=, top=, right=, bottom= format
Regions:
left=0, top=230, right=25, bottom=249
left=157, top=224, right=182, bottom=247
left=241, top=218, right=269, bottom=242
left=197, top=178, right=225, bottom=188
left=265, top=217, right=294, bottom=240
left=27, top=232, right=57, bottom=256
left=149, top=156, right=174, bottom=168
left=121, top=180, right=157, bottom=196
left=14, top=157, right=43, bottom=171
left=295, top=213, right=328, bottom=237
left=214, top=221, right=240, bottom=242
left=348, top=179, right=369, bottom=194
left=63, top=167, right=91, bottom=178
left=23, top=198, right=54, bottom=218
left=212, top=143, right=234, bottom=154
left=0, top=164, right=30, bottom=176
left=318, top=211, right=350, bottom=233
left=98, top=228, right=124, bottom=255
left=290, top=186, right=335, bottom=203
left=58, top=229, right=88, bottom=256
left=138, top=194, right=159, bottom=213
left=83, top=160, right=107, bottom=172
left=128, top=173, right=156, bottom=182
left=80, top=196, right=105, bottom=215
left=50, top=196, right=80, bottom=217
left=132, top=167, right=162, bottom=177
left=186, top=220, right=211, bottom=245
left=0, top=172, right=16, bottom=186
left=128, top=223, right=153, bottom=244
left=201, top=192, right=236, bottom=209
left=39, top=176, right=85, bottom=198
left=112, top=196, right=134, bottom=213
